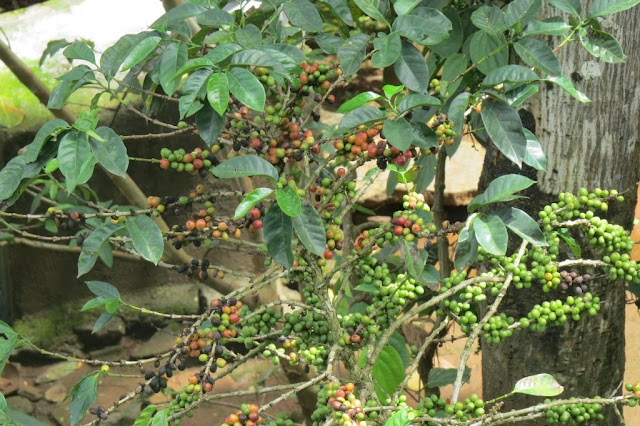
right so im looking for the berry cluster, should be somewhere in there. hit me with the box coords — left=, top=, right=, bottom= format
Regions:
left=312, top=382, right=368, bottom=426
left=520, top=294, right=600, bottom=332
left=221, top=403, right=264, bottom=426
left=427, top=113, right=457, bottom=145
left=159, top=147, right=217, bottom=175
left=392, top=204, right=433, bottom=242
left=559, top=270, right=592, bottom=294
left=544, top=398, right=604, bottom=423
left=625, top=382, right=640, bottom=407
left=417, top=394, right=485, bottom=423
left=238, top=305, right=281, bottom=350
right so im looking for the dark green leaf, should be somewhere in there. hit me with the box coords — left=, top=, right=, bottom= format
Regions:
left=284, top=0, right=324, bottom=32
left=338, top=106, right=385, bottom=132
left=445, top=92, right=471, bottom=156
left=392, top=9, right=452, bottom=46
left=197, top=9, right=234, bottom=26
left=383, top=118, right=413, bottom=151
left=548, top=0, right=581, bottom=15
left=69, top=373, right=99, bottom=425
left=338, top=33, right=370, bottom=76
left=504, top=0, right=541, bottom=28
left=227, top=67, right=266, bottom=112
left=133, top=405, right=158, bottom=426
left=404, top=240, right=427, bottom=278
left=471, top=6, right=506, bottom=33
left=0, top=157, right=26, bottom=202
left=506, top=83, right=540, bottom=107
left=322, top=0, right=354, bottom=25
left=558, top=228, right=581, bottom=257
left=24, top=119, right=69, bottom=163
left=513, top=373, right=564, bottom=396
left=58, top=131, right=96, bottom=192
left=397, top=94, right=442, bottom=114
left=523, top=18, right=571, bottom=36
left=372, top=346, right=404, bottom=399
left=394, top=0, right=421, bottom=14
left=454, top=225, right=478, bottom=270
left=48, top=66, right=95, bottom=109
left=78, top=224, right=124, bottom=277
left=545, top=74, right=591, bottom=103
left=578, top=27, right=626, bottom=63
left=353, top=0, right=391, bottom=26
left=469, top=31, right=508, bottom=75
left=394, top=42, right=429, bottom=93
left=100, top=33, right=155, bottom=77
left=276, top=186, right=302, bottom=217
left=236, top=24, right=263, bottom=49
left=473, top=214, right=508, bottom=255
left=264, top=203, right=294, bottom=268
left=92, top=312, right=115, bottom=334
left=159, top=42, right=188, bottom=96
left=234, top=188, right=274, bottom=220
left=389, top=332, right=411, bottom=369
left=205, top=43, right=243, bottom=64
left=172, top=57, right=215, bottom=81
left=315, top=34, right=344, bottom=54
left=121, top=36, right=161, bottom=72
left=40, top=39, right=71, bottom=66
left=127, top=215, right=164, bottom=265
left=430, top=7, right=463, bottom=57
left=468, top=174, right=535, bottom=212
left=338, top=92, right=382, bottom=113
left=151, top=3, right=205, bottom=30
left=63, top=42, right=96, bottom=64
left=523, top=128, right=547, bottom=171
left=372, top=33, right=402, bottom=68
left=0, top=321, right=18, bottom=376
left=414, top=154, right=436, bottom=191
left=195, top=104, right=224, bottom=146
left=211, top=155, right=279, bottom=181
left=179, top=68, right=212, bottom=119
left=292, top=202, right=327, bottom=257
left=440, top=53, right=468, bottom=97
left=427, top=367, right=471, bottom=387
left=481, top=100, right=527, bottom=167
left=89, top=127, right=128, bottom=177
left=482, top=65, right=538, bottom=87
left=514, top=38, right=561, bottom=75
left=495, top=207, right=547, bottom=246
left=588, top=0, right=640, bottom=17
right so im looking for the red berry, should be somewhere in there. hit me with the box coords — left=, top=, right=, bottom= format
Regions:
left=336, top=168, right=346, bottom=177
left=196, top=219, right=207, bottom=230
left=253, top=220, right=263, bottom=230
left=186, top=220, right=196, bottom=230
left=324, top=249, right=334, bottom=260
left=250, top=208, right=261, bottom=220
left=160, top=158, right=170, bottom=169
left=193, top=159, right=203, bottom=169
left=394, top=225, right=404, bottom=236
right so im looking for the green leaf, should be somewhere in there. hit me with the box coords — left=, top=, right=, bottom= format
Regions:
left=471, top=6, right=506, bottom=33
left=545, top=74, right=591, bottom=103
left=495, top=207, right=547, bottom=246
left=69, top=373, right=99, bottom=425
left=469, top=174, right=536, bottom=212
left=121, top=36, right=161, bottom=72
left=151, top=409, right=169, bottom=426
left=506, top=83, right=540, bottom=107
left=353, top=0, right=391, bottom=27
left=439, top=53, right=468, bottom=97
left=205, top=43, right=243, bottom=64
left=337, top=33, right=370, bottom=76
left=504, top=0, right=541, bottom=28
left=234, top=188, right=273, bottom=219
left=133, top=405, right=158, bottom=426
left=24, top=119, right=69, bottom=163
left=276, top=186, right=302, bottom=217
left=392, top=10, right=452, bottom=46
left=523, top=128, right=547, bottom=171
left=0, top=321, right=18, bottom=375
left=414, top=154, right=437, bottom=191
left=58, top=131, right=96, bottom=192
left=388, top=332, right=411, bottom=368
left=105, top=298, right=120, bottom=314
left=383, top=118, right=413, bottom=151
left=86, top=280, right=120, bottom=300
left=513, top=373, right=564, bottom=396
left=473, top=214, right=508, bottom=255
left=430, top=7, right=463, bottom=57
left=151, top=3, right=205, bottom=30
left=227, top=67, right=266, bottom=112
left=514, top=38, right=561, bottom=75
left=264, top=203, right=294, bottom=268
left=48, top=66, right=95, bottom=109
left=0, top=393, right=6, bottom=414
left=385, top=409, right=411, bottom=426
left=197, top=9, right=234, bottom=26
left=394, top=0, right=421, bottom=14
left=195, top=104, right=224, bottom=146
left=323, top=0, right=354, bottom=25
left=315, top=34, right=344, bottom=54
left=179, top=68, right=212, bottom=119
left=481, top=100, right=527, bottom=167
left=427, top=367, right=471, bottom=387
left=40, top=39, right=71, bottom=66
left=172, top=57, right=216, bottom=81
left=383, top=84, right=404, bottom=99
left=558, top=228, right=581, bottom=257
left=88, top=127, right=128, bottom=177
left=394, top=42, right=429, bottom=93
left=0, top=157, right=26, bottom=202
left=292, top=202, right=327, bottom=257
left=127, top=215, right=164, bottom=265
left=578, top=27, right=626, bottom=64
left=235, top=25, right=263, bottom=49
left=100, top=32, right=155, bottom=77
left=92, top=311, right=115, bottom=334
left=211, top=155, right=279, bottom=181
left=371, top=33, right=402, bottom=68
left=397, top=94, right=442, bottom=114
left=159, top=42, right=187, bottom=96
left=548, top=0, right=581, bottom=15
left=338, top=92, right=382, bottom=113
left=482, top=65, right=538, bottom=87
left=455, top=225, right=478, bottom=271
left=284, top=0, right=324, bottom=32
left=78, top=223, right=124, bottom=277
left=337, top=106, right=386, bottom=132
left=206, top=72, right=229, bottom=116
left=588, top=0, right=640, bottom=17
left=445, top=92, right=471, bottom=156
left=404, top=240, right=427, bottom=278
left=63, top=42, right=96, bottom=64
left=372, top=346, right=405, bottom=399
left=81, top=297, right=107, bottom=312
left=523, top=18, right=571, bottom=36
left=469, top=31, right=508, bottom=75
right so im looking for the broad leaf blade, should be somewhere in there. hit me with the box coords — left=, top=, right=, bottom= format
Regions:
left=473, top=214, right=508, bottom=255
left=234, top=188, right=273, bottom=219
left=513, top=373, right=564, bottom=396
left=211, top=156, right=279, bottom=181
left=276, top=186, right=302, bottom=217
left=264, top=203, right=294, bottom=268
left=126, top=215, right=164, bottom=265
left=292, top=202, right=326, bottom=257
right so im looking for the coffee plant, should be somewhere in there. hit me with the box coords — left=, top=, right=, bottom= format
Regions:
left=1, top=0, right=639, bottom=424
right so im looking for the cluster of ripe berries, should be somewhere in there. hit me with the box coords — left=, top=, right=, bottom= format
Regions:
left=559, top=270, right=592, bottom=294
left=221, top=404, right=264, bottom=426
left=159, top=147, right=218, bottom=176
left=312, top=382, right=368, bottom=426
left=45, top=208, right=85, bottom=231
left=392, top=204, right=434, bottom=242
left=427, top=113, right=457, bottom=146
left=332, top=125, right=419, bottom=167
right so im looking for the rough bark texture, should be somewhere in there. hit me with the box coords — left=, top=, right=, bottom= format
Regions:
left=479, top=3, right=640, bottom=424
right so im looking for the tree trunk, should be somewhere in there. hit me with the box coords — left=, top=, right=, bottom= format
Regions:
left=479, top=4, right=640, bottom=424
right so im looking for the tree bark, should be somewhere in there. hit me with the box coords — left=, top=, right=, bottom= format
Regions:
left=479, top=4, right=640, bottom=424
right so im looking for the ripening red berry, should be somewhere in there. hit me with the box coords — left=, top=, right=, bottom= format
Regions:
left=411, top=223, right=421, bottom=233
left=193, top=159, right=203, bottom=169
left=324, top=249, right=334, bottom=260
left=366, top=128, right=378, bottom=138
left=300, top=73, right=309, bottom=84
left=395, top=155, right=407, bottom=166
left=355, top=132, right=368, bottom=145
left=183, top=153, right=193, bottom=163
left=160, top=158, right=170, bottom=169
left=250, top=208, right=261, bottom=220
left=196, top=219, right=207, bottom=230
left=250, top=138, right=261, bottom=149
left=351, top=145, right=361, bottom=155
left=253, top=220, right=263, bottom=230
left=186, top=220, right=196, bottom=230
left=368, top=145, right=378, bottom=158
left=336, top=168, right=346, bottom=177
left=394, top=225, right=404, bottom=236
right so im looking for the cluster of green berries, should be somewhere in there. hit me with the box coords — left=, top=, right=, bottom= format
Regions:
left=159, top=147, right=217, bottom=176
left=221, top=403, right=264, bottom=426
left=544, top=398, right=604, bottom=424
left=369, top=273, right=427, bottom=327
left=625, top=382, right=640, bottom=407
left=417, top=394, right=485, bottom=423
left=427, top=113, right=457, bottom=145
left=237, top=306, right=281, bottom=349
left=521, top=294, right=600, bottom=332
left=267, top=417, right=295, bottom=426
left=312, top=382, right=368, bottom=426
